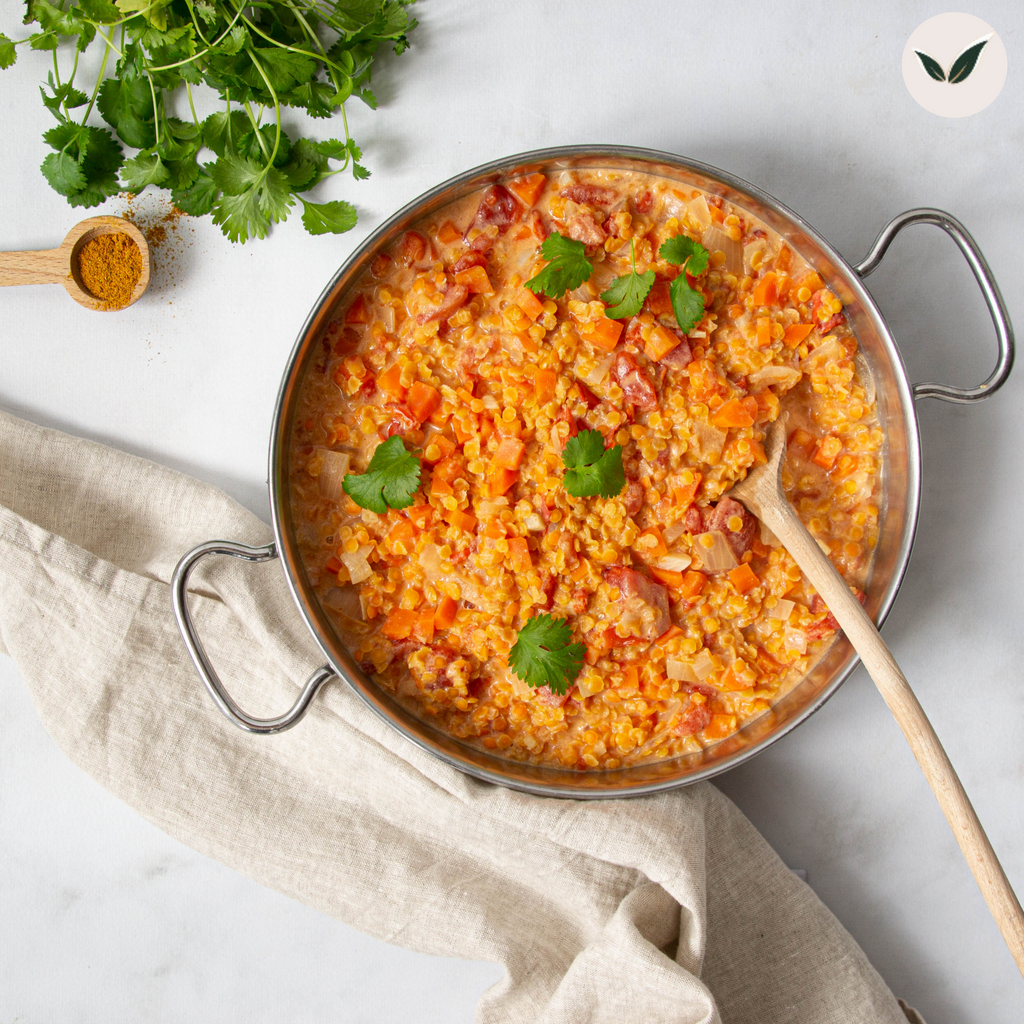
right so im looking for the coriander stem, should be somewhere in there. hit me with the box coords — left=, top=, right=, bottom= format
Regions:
left=245, top=48, right=282, bottom=169
left=148, top=75, right=161, bottom=147
left=185, top=80, right=199, bottom=128
left=82, top=33, right=111, bottom=122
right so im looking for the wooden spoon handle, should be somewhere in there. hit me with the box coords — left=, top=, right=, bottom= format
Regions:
left=758, top=491, right=1024, bottom=976
left=0, top=248, right=69, bottom=287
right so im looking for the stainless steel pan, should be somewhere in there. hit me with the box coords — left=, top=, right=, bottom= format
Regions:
left=172, top=146, right=1014, bottom=798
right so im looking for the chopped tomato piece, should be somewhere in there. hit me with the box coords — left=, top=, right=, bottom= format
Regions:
left=398, top=231, right=428, bottom=265
left=345, top=294, right=370, bottom=324
left=324, top=555, right=343, bottom=576
left=645, top=279, right=673, bottom=317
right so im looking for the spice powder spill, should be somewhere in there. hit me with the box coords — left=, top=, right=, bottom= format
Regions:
left=75, top=233, right=142, bottom=310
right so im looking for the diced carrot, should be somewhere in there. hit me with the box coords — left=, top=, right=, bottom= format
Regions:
left=455, top=265, right=493, bottom=295
left=650, top=566, right=684, bottom=588
left=377, top=363, right=406, bottom=400
left=508, top=173, right=546, bottom=207
left=719, top=661, right=752, bottom=692
left=513, top=226, right=532, bottom=240
left=776, top=244, right=792, bottom=272
left=487, top=465, right=519, bottom=496
left=672, top=473, right=702, bottom=508
left=783, top=323, right=815, bottom=348
left=812, top=435, right=843, bottom=469
left=424, top=433, right=456, bottom=464
left=407, top=504, right=433, bottom=529
left=437, top=220, right=461, bottom=244
left=451, top=415, right=476, bottom=444
left=430, top=475, right=454, bottom=498
left=655, top=624, right=684, bottom=645
left=756, top=317, right=771, bottom=347
left=585, top=317, right=624, bottom=352
left=646, top=280, right=673, bottom=317
left=324, top=555, right=343, bottom=576
left=728, top=563, right=761, bottom=594
left=480, top=416, right=495, bottom=440
left=493, top=436, right=525, bottom=470
left=788, top=428, right=817, bottom=458
left=678, top=570, right=707, bottom=600
left=381, top=608, right=417, bottom=641
left=445, top=508, right=477, bottom=533
left=799, top=271, right=824, bottom=292
left=749, top=438, right=766, bottom=464
left=482, top=519, right=506, bottom=542
left=751, top=271, right=778, bottom=306
left=776, top=275, right=792, bottom=301
left=411, top=610, right=435, bottom=643
left=621, top=666, right=640, bottom=689
left=434, top=595, right=458, bottom=630
left=387, top=518, right=417, bottom=553
left=406, top=381, right=442, bottom=424
left=533, top=367, right=557, bottom=403
left=433, top=456, right=463, bottom=484
left=344, top=294, right=370, bottom=324
left=711, top=396, right=757, bottom=429
left=496, top=414, right=522, bottom=438
left=709, top=205, right=724, bottom=224
left=704, top=714, right=738, bottom=740
left=644, top=324, right=681, bottom=361
left=636, top=526, right=668, bottom=560
left=507, top=536, right=533, bottom=574
left=518, top=288, right=545, bottom=321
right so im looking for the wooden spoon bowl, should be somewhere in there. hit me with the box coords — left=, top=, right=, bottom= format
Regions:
left=0, top=215, right=150, bottom=311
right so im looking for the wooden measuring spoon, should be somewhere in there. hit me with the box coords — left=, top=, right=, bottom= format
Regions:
left=0, top=215, right=150, bottom=310
left=729, top=417, right=1024, bottom=978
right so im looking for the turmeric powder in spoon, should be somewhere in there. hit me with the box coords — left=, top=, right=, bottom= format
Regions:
left=75, top=232, right=142, bottom=311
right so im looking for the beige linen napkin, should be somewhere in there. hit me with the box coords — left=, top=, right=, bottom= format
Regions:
left=0, top=408, right=921, bottom=1024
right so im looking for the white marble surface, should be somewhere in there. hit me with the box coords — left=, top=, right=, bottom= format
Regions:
left=1, top=1, right=1022, bottom=1020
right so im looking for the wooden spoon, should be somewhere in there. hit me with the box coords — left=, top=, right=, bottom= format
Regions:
left=0, top=215, right=150, bottom=310
left=729, top=416, right=1024, bottom=978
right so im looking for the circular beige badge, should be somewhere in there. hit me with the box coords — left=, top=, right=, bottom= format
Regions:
left=902, top=13, right=1007, bottom=117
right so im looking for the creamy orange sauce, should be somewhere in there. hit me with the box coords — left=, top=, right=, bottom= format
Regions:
left=288, top=168, right=882, bottom=770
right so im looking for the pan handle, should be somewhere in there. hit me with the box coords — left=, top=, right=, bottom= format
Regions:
left=171, top=539, right=334, bottom=734
left=854, top=208, right=1014, bottom=403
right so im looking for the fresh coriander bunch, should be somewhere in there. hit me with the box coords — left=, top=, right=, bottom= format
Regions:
left=0, top=0, right=417, bottom=242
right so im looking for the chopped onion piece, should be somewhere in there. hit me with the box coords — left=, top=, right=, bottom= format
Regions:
left=665, top=658, right=698, bottom=683
left=482, top=394, right=500, bottom=411
left=702, top=225, right=743, bottom=274
left=693, top=420, right=726, bottom=459
left=743, top=240, right=767, bottom=275
left=524, top=512, right=546, bottom=533
left=657, top=553, right=693, bottom=572
left=687, top=195, right=712, bottom=230
left=576, top=671, right=605, bottom=698
left=749, top=365, right=802, bottom=391
left=340, top=544, right=374, bottom=584
left=318, top=449, right=351, bottom=502
left=378, top=305, right=396, bottom=334
left=418, top=542, right=442, bottom=579
left=784, top=627, right=808, bottom=654
left=855, top=352, right=876, bottom=407
left=771, top=598, right=795, bottom=623
left=575, top=352, right=615, bottom=387
left=693, top=648, right=715, bottom=681
left=477, top=497, right=509, bottom=519
left=694, top=531, right=738, bottom=572
left=759, top=520, right=780, bottom=547
left=800, top=334, right=845, bottom=370
left=663, top=522, right=687, bottom=545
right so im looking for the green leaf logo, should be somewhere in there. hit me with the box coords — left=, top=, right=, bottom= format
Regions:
left=914, top=50, right=946, bottom=81
left=914, top=34, right=992, bottom=85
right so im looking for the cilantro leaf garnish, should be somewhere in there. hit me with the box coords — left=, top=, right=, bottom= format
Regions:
left=508, top=614, right=585, bottom=696
left=659, top=235, right=711, bottom=334
left=343, top=436, right=421, bottom=514
left=600, top=239, right=656, bottom=319
left=5, top=1, right=418, bottom=241
left=525, top=232, right=594, bottom=299
left=561, top=428, right=626, bottom=498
